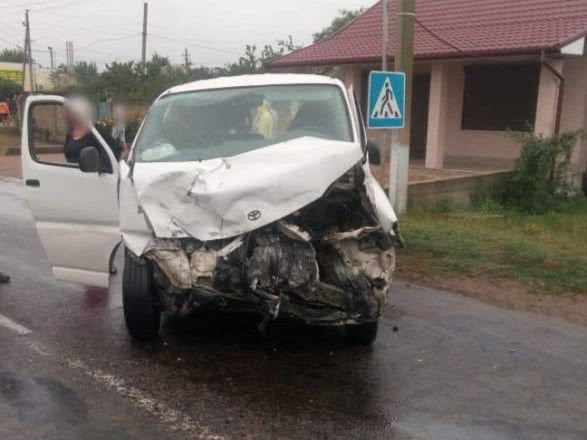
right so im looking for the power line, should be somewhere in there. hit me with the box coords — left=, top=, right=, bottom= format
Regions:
left=23, top=19, right=130, bottom=37
left=31, top=0, right=86, bottom=12
left=414, top=17, right=474, bottom=57
left=0, top=0, right=84, bottom=11
left=76, top=33, right=141, bottom=51
left=150, top=34, right=241, bottom=55
left=0, top=0, right=66, bottom=10
left=0, top=35, right=21, bottom=46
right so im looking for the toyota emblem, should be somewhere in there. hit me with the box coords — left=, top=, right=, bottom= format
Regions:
left=247, top=210, right=261, bottom=221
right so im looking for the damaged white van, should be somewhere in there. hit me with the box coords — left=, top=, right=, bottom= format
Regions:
left=22, top=74, right=401, bottom=344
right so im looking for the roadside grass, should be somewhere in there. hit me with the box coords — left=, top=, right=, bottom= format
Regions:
left=398, top=198, right=587, bottom=295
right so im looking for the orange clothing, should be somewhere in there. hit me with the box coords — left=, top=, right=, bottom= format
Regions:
left=0, top=102, right=9, bottom=115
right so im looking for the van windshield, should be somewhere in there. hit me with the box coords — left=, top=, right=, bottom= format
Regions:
left=133, top=84, right=353, bottom=162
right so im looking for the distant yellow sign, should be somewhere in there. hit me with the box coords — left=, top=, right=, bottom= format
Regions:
left=0, top=69, right=23, bottom=83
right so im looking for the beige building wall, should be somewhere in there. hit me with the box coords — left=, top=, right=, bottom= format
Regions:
left=343, top=55, right=587, bottom=187
left=559, top=56, right=587, bottom=187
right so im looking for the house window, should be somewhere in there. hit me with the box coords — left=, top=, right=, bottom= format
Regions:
left=461, top=64, right=540, bottom=131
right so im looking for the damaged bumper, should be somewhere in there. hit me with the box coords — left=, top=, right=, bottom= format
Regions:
left=137, top=164, right=399, bottom=326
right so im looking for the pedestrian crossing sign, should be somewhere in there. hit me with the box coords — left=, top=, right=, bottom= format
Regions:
left=367, top=71, right=405, bottom=129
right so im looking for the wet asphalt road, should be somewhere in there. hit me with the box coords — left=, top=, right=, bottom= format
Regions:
left=1, top=177, right=587, bottom=440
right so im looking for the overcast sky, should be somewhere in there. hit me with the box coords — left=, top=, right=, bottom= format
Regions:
left=0, top=0, right=372, bottom=69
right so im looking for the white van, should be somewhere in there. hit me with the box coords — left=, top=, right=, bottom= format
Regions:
left=21, top=74, right=400, bottom=344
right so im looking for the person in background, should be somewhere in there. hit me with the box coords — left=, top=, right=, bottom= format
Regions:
left=0, top=99, right=9, bottom=127
left=8, top=94, right=17, bottom=127
left=0, top=271, right=9, bottom=283
left=111, top=103, right=128, bottom=159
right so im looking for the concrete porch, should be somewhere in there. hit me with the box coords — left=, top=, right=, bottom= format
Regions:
left=371, top=152, right=513, bottom=188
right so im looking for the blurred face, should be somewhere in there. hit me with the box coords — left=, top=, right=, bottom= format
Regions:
left=65, top=97, right=94, bottom=132
left=113, top=104, right=127, bottom=122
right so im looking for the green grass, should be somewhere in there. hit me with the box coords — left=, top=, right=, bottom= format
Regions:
left=399, top=198, right=587, bottom=295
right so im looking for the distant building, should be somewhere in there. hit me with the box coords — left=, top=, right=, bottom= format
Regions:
left=0, top=62, right=57, bottom=92
left=271, top=0, right=587, bottom=189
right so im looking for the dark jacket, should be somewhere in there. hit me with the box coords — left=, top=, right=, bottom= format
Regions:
left=64, top=127, right=122, bottom=172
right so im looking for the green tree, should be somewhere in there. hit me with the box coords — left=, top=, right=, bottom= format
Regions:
left=99, top=61, right=140, bottom=100
left=225, top=44, right=261, bottom=75
left=225, top=36, right=300, bottom=75
left=312, top=8, right=364, bottom=42
left=261, top=35, right=300, bottom=67
left=0, top=47, right=26, bottom=63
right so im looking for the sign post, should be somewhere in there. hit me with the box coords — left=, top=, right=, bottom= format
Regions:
left=367, top=71, right=407, bottom=213
left=392, top=0, right=416, bottom=214
left=367, top=71, right=405, bottom=129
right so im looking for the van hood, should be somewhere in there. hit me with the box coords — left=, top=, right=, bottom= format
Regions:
left=126, top=137, right=365, bottom=244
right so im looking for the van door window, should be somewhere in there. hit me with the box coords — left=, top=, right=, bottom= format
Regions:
left=28, top=102, right=71, bottom=166
left=28, top=101, right=115, bottom=172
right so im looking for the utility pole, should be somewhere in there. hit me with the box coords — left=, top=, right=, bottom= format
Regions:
left=388, top=0, right=415, bottom=214
left=381, top=0, right=389, bottom=70
left=48, top=46, right=54, bottom=69
left=183, top=48, right=192, bottom=74
left=65, top=41, right=74, bottom=74
left=23, top=9, right=34, bottom=93
left=21, top=13, right=27, bottom=91
left=141, top=2, right=148, bottom=71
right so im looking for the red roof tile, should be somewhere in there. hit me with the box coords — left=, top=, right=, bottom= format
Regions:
left=271, top=0, right=587, bottom=67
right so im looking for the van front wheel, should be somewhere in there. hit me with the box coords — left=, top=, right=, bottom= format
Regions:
left=122, top=249, right=161, bottom=340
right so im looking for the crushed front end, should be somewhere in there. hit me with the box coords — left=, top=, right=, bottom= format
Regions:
left=138, top=163, right=400, bottom=326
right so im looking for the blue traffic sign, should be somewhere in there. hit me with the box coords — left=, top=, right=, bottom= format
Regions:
left=367, top=71, right=405, bottom=129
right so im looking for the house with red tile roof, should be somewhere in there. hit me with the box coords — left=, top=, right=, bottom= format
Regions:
left=271, top=0, right=587, bottom=189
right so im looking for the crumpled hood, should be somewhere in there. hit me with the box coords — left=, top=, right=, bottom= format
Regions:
left=130, top=137, right=364, bottom=241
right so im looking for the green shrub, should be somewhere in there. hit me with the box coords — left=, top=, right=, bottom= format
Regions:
left=472, top=130, right=583, bottom=214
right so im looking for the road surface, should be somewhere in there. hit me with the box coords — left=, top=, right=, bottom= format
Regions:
left=1, top=177, right=586, bottom=440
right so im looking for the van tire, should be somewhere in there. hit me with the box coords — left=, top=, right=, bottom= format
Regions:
left=345, top=321, right=378, bottom=345
left=122, top=249, right=161, bottom=340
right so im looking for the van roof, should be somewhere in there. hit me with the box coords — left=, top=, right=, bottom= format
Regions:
left=161, top=73, right=344, bottom=98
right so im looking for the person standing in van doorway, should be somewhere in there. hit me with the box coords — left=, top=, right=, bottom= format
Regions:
left=111, top=103, right=128, bottom=159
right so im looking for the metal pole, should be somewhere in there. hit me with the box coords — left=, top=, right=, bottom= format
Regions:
left=65, top=41, right=71, bottom=73
left=389, top=0, right=415, bottom=214
left=141, top=2, right=148, bottom=71
left=48, top=46, right=54, bottom=69
left=21, top=12, right=27, bottom=91
left=25, top=9, right=34, bottom=93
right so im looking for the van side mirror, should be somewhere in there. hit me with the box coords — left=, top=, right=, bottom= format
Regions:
left=366, top=140, right=381, bottom=165
left=79, top=146, right=101, bottom=173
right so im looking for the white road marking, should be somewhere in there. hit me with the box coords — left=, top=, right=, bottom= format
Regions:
left=0, top=313, right=32, bottom=335
left=24, top=340, right=223, bottom=440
